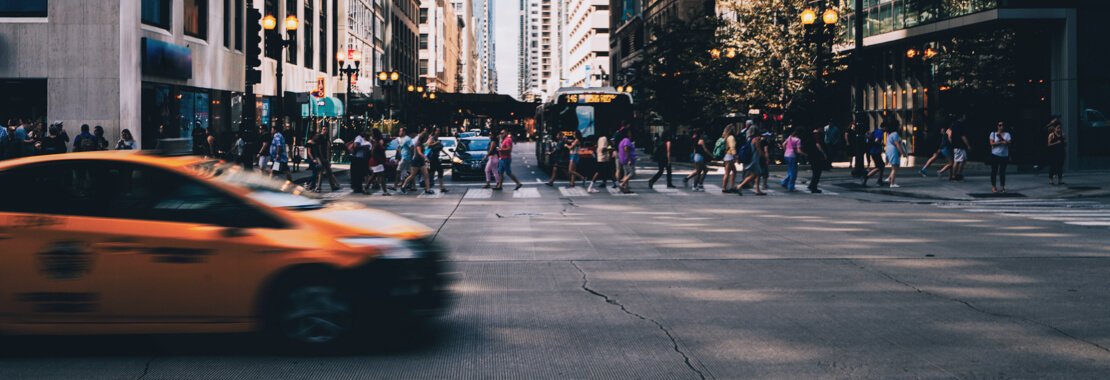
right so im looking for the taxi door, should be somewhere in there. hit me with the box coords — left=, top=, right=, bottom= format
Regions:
left=0, top=161, right=117, bottom=324
left=89, top=162, right=256, bottom=323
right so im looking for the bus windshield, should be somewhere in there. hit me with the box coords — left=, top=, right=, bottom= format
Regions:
left=552, top=103, right=628, bottom=141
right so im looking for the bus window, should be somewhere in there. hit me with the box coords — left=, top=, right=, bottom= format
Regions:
left=575, top=106, right=596, bottom=138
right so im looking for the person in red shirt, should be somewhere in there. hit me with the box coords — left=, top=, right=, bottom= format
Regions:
left=493, top=129, right=523, bottom=191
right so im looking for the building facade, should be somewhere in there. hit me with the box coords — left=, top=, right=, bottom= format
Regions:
left=0, top=0, right=341, bottom=150
left=563, top=0, right=608, bottom=88
left=840, top=0, right=1110, bottom=170
left=419, top=0, right=459, bottom=92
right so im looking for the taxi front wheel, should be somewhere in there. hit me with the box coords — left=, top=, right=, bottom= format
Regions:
left=268, top=281, right=356, bottom=351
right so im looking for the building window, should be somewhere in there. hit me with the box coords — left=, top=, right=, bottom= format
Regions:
left=286, top=0, right=297, bottom=65
left=420, top=33, right=428, bottom=50
left=235, top=0, right=244, bottom=50
left=184, top=0, right=208, bottom=39
left=419, top=59, right=428, bottom=74
left=419, top=7, right=428, bottom=23
left=265, top=0, right=278, bottom=59
left=304, top=0, right=313, bottom=69
left=0, top=0, right=47, bottom=17
left=319, top=2, right=327, bottom=74
left=224, top=0, right=232, bottom=48
left=142, top=0, right=171, bottom=29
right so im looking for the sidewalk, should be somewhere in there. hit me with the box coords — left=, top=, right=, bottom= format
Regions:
left=657, top=151, right=1108, bottom=200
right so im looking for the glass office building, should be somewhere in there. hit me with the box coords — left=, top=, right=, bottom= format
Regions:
left=841, top=0, right=1110, bottom=169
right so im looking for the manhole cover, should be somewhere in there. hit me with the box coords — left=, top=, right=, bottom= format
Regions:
left=968, top=193, right=1026, bottom=198
left=1067, top=186, right=1101, bottom=190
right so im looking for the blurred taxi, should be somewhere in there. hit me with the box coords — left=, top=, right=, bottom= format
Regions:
left=0, top=151, right=449, bottom=349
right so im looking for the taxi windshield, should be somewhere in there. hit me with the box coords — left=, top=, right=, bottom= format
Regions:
left=189, top=161, right=325, bottom=211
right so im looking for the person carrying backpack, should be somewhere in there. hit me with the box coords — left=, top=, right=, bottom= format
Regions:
left=861, top=124, right=887, bottom=187
left=73, top=124, right=97, bottom=152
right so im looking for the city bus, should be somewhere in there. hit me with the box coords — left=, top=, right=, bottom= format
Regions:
left=534, top=87, right=635, bottom=176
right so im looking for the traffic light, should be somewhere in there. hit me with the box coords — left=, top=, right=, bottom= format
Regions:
left=245, top=8, right=263, bottom=84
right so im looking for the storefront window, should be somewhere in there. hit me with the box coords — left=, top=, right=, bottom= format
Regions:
left=0, top=0, right=47, bottom=17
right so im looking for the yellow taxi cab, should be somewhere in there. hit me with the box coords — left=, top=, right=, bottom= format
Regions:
left=0, top=151, right=449, bottom=349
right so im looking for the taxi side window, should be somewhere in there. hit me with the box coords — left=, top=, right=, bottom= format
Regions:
left=0, top=162, right=106, bottom=217
left=102, top=164, right=283, bottom=228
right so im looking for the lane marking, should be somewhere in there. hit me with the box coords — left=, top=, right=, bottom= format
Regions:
left=606, top=185, right=639, bottom=196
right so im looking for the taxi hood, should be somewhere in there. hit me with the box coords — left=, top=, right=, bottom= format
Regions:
left=298, top=201, right=435, bottom=240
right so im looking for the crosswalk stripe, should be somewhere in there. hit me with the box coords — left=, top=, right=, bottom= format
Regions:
left=417, top=190, right=446, bottom=199
left=701, top=184, right=724, bottom=195
left=465, top=188, right=492, bottom=199
left=935, top=198, right=1110, bottom=228
left=514, top=187, right=541, bottom=198
left=558, top=186, right=590, bottom=197
left=606, top=185, right=638, bottom=196
left=653, top=187, right=689, bottom=196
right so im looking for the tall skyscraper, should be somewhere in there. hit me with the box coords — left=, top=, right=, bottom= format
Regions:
left=564, top=0, right=608, bottom=88
left=519, top=0, right=560, bottom=102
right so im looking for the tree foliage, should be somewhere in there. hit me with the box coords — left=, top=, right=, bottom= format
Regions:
left=636, top=0, right=848, bottom=127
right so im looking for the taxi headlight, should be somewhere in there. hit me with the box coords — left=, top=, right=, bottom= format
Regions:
left=337, top=237, right=422, bottom=259
left=451, top=156, right=464, bottom=164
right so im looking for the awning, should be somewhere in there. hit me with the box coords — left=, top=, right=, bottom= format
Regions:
left=302, top=96, right=345, bottom=117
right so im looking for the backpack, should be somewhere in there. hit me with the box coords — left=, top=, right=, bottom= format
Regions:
left=736, top=142, right=753, bottom=165
left=653, top=138, right=667, bottom=161
left=712, top=137, right=727, bottom=159
left=78, top=135, right=97, bottom=152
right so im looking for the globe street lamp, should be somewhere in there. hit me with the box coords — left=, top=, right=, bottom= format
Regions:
left=377, top=70, right=400, bottom=123
left=337, top=49, right=362, bottom=135
left=263, top=14, right=297, bottom=128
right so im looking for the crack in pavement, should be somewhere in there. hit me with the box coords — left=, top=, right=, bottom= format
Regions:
left=571, top=261, right=707, bottom=380
left=135, top=355, right=156, bottom=380
left=869, top=268, right=1110, bottom=354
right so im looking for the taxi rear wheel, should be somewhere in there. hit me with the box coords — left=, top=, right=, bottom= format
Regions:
left=269, top=281, right=356, bottom=350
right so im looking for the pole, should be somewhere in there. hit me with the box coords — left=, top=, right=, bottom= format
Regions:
left=346, top=73, right=352, bottom=135
left=853, top=0, right=865, bottom=128
left=276, top=52, right=284, bottom=129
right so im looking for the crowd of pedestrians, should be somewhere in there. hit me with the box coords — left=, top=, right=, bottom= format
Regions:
left=2, top=119, right=136, bottom=159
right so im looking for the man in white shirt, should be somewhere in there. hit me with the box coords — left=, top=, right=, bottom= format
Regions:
left=588, top=135, right=614, bottom=193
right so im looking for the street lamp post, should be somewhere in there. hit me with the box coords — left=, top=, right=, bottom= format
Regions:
left=853, top=0, right=865, bottom=127
left=377, top=71, right=400, bottom=126
left=263, top=14, right=298, bottom=129
left=337, top=50, right=362, bottom=135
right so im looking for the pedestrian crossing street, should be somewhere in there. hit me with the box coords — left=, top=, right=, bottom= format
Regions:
left=316, top=184, right=841, bottom=200
left=935, top=198, right=1110, bottom=227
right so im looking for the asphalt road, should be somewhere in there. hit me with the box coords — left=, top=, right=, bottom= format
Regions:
left=3, top=144, right=1110, bottom=379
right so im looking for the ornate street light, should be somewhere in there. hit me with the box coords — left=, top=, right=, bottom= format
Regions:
left=263, top=13, right=297, bottom=128
left=801, top=9, right=817, bottom=25
left=337, top=49, right=362, bottom=134
left=823, top=9, right=839, bottom=25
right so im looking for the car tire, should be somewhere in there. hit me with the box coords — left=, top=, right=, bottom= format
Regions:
left=267, top=278, right=356, bottom=352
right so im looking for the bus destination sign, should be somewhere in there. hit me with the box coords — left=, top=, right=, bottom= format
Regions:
left=562, top=94, right=621, bottom=104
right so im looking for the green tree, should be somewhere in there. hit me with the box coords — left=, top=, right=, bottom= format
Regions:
left=716, top=0, right=847, bottom=121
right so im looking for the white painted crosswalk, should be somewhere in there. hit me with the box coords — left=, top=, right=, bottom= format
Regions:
left=936, top=199, right=1110, bottom=227
left=465, top=188, right=493, bottom=199
left=514, top=187, right=541, bottom=198
left=558, top=186, right=590, bottom=197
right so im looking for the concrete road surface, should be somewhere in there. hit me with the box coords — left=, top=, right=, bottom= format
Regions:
left=3, top=144, right=1109, bottom=379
